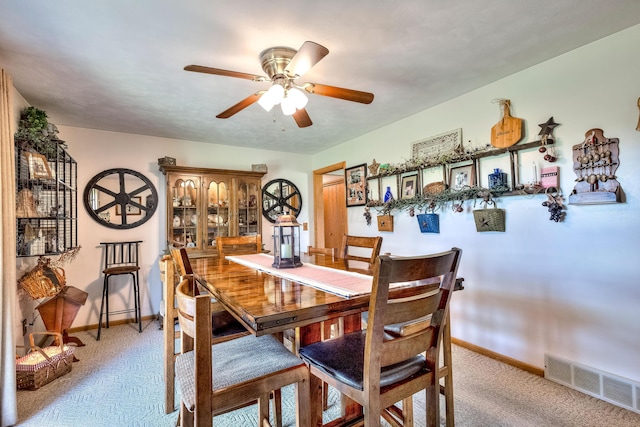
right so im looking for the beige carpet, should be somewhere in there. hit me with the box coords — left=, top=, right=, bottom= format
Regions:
left=16, top=323, right=640, bottom=426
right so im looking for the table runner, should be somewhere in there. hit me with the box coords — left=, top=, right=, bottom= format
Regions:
left=225, top=253, right=373, bottom=298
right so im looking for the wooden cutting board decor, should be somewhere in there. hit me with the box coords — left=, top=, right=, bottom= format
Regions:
left=491, top=99, right=524, bottom=148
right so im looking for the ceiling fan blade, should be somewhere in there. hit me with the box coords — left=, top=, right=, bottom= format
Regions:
left=285, top=41, right=329, bottom=78
left=303, top=83, right=374, bottom=104
left=292, top=108, right=313, bottom=128
left=184, top=65, right=266, bottom=82
left=216, top=92, right=263, bottom=119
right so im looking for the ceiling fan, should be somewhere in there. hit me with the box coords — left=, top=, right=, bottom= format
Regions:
left=184, top=41, right=374, bottom=128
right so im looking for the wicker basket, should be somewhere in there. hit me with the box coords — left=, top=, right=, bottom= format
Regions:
left=473, top=202, right=506, bottom=232
left=18, top=258, right=65, bottom=299
left=16, top=332, right=74, bottom=390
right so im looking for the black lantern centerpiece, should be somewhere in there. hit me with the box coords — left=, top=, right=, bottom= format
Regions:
left=272, top=213, right=303, bottom=269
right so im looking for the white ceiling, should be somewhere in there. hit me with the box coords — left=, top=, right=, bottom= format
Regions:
left=2, top=1, right=640, bottom=155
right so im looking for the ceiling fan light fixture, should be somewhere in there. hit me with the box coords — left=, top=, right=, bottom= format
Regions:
left=258, top=94, right=275, bottom=112
left=258, top=83, right=285, bottom=111
left=287, top=87, right=308, bottom=109
left=280, top=95, right=297, bottom=116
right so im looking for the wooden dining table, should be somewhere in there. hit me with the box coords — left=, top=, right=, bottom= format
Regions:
left=190, top=253, right=463, bottom=426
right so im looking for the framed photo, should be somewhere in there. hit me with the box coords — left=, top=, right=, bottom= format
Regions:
left=24, top=152, right=52, bottom=179
left=400, top=173, right=418, bottom=199
left=449, top=164, right=475, bottom=190
left=116, top=196, right=142, bottom=216
left=411, top=128, right=463, bottom=160
left=345, top=163, right=367, bottom=207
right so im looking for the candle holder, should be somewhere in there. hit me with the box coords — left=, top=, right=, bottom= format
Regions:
left=272, top=214, right=302, bottom=269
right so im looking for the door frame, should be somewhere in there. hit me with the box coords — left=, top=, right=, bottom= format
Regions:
left=313, top=161, right=346, bottom=249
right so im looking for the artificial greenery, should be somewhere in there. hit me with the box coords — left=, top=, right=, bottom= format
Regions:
left=14, top=106, right=60, bottom=157
left=367, top=185, right=510, bottom=215
left=370, top=143, right=496, bottom=177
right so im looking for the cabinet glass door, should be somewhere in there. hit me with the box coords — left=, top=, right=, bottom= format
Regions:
left=237, top=179, right=260, bottom=236
left=206, top=179, right=230, bottom=248
left=170, top=178, right=199, bottom=249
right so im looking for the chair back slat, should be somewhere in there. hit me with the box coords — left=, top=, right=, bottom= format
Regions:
left=364, top=248, right=462, bottom=383
left=101, top=241, right=141, bottom=268
left=216, top=235, right=262, bottom=258
left=170, top=247, right=193, bottom=277
left=307, top=246, right=336, bottom=258
left=383, top=291, right=442, bottom=327
left=381, top=327, right=435, bottom=367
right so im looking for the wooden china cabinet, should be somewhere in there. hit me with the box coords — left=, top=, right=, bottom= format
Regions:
left=159, top=165, right=265, bottom=257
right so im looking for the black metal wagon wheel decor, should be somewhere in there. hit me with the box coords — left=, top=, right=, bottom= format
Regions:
left=83, top=168, right=158, bottom=229
left=261, top=178, right=302, bottom=223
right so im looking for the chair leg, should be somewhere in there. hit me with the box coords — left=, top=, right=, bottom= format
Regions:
left=295, top=375, right=311, bottom=427
left=442, top=316, right=454, bottom=427
left=134, top=271, right=142, bottom=333
left=425, top=383, right=439, bottom=427
left=180, top=400, right=195, bottom=427
left=272, top=389, right=282, bottom=427
left=402, top=397, right=414, bottom=427
left=105, top=276, right=110, bottom=328
left=257, top=393, right=270, bottom=427
left=97, top=275, right=109, bottom=341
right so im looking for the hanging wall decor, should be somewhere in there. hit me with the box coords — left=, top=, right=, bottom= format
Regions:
left=377, top=214, right=393, bottom=232
left=568, top=128, right=621, bottom=204
left=490, top=99, right=523, bottom=148
left=538, top=116, right=560, bottom=162
left=542, top=188, right=566, bottom=222
left=345, top=163, right=368, bottom=207
left=417, top=212, right=440, bottom=233
left=473, top=200, right=506, bottom=232
left=84, top=168, right=158, bottom=229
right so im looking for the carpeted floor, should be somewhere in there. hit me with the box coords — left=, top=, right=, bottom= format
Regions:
left=16, top=322, right=640, bottom=426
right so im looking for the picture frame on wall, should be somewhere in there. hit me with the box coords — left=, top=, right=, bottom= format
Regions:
left=400, top=173, right=418, bottom=199
left=24, top=152, right=52, bottom=179
left=345, top=163, right=368, bottom=207
left=449, top=164, right=475, bottom=190
left=116, top=196, right=142, bottom=216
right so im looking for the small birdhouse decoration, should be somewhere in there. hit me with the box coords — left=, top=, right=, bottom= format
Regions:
left=272, top=214, right=303, bottom=269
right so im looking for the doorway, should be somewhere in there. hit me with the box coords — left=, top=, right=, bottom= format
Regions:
left=313, top=162, right=347, bottom=251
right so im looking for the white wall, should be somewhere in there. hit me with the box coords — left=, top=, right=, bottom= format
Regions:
left=18, top=126, right=313, bottom=334
left=312, top=25, right=640, bottom=381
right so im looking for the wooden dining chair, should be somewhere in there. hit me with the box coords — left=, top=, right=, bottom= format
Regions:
left=162, top=248, right=251, bottom=415
left=299, top=247, right=462, bottom=427
left=340, top=235, right=383, bottom=274
left=216, top=235, right=262, bottom=258
left=174, top=278, right=311, bottom=427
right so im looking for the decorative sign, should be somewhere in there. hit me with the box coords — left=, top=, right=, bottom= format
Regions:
left=411, top=128, right=463, bottom=160
left=540, top=166, right=559, bottom=189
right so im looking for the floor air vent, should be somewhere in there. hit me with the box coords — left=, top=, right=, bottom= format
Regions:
left=545, top=354, right=639, bottom=414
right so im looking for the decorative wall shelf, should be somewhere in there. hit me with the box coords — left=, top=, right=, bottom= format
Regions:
left=16, top=143, right=78, bottom=257
left=366, top=139, right=550, bottom=212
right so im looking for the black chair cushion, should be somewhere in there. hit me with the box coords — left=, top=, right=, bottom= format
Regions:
left=299, top=330, right=425, bottom=391
left=211, top=310, right=248, bottom=338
